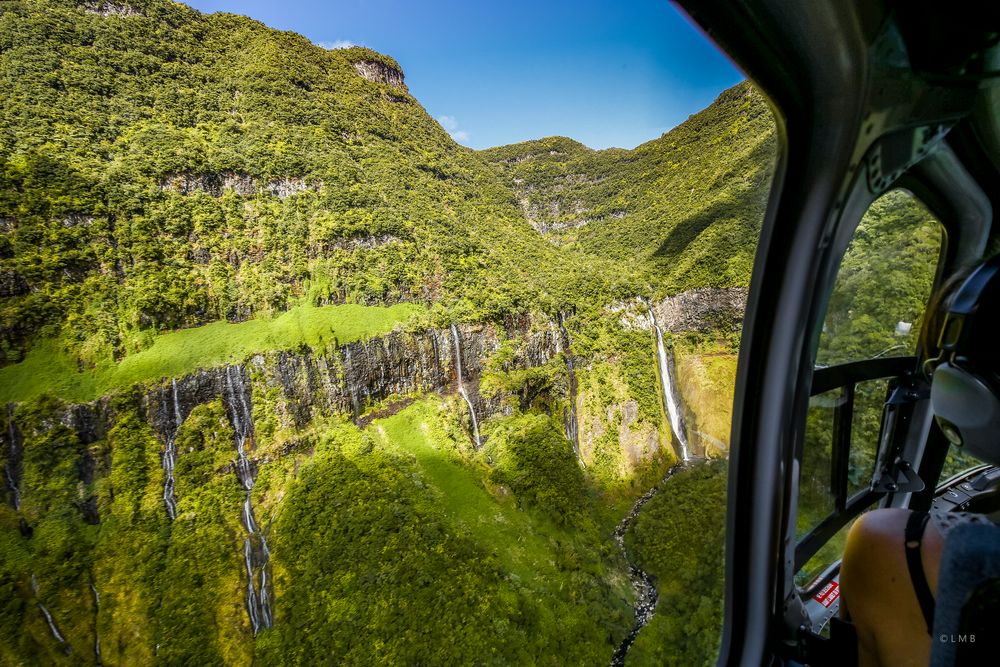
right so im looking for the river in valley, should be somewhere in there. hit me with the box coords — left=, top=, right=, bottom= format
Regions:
left=610, top=462, right=688, bottom=665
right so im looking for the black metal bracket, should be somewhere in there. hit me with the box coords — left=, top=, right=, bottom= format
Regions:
left=872, top=456, right=925, bottom=493
left=789, top=619, right=860, bottom=667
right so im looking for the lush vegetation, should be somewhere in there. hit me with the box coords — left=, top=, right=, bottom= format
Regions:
left=262, top=401, right=634, bottom=665
left=0, top=0, right=640, bottom=370
left=0, top=0, right=792, bottom=665
left=625, top=460, right=728, bottom=666
left=481, top=83, right=776, bottom=295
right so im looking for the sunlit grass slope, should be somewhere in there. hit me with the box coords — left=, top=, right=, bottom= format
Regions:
left=376, top=400, right=570, bottom=583
left=0, top=302, right=422, bottom=403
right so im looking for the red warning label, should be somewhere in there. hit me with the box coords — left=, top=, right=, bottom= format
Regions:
left=813, top=581, right=840, bottom=608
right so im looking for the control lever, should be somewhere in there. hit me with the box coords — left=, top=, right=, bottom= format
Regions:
left=870, top=379, right=928, bottom=494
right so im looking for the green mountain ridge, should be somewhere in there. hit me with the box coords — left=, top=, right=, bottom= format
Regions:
left=481, top=82, right=776, bottom=292
left=0, top=0, right=643, bottom=369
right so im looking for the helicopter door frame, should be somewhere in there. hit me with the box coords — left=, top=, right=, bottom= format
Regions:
left=669, top=2, right=991, bottom=665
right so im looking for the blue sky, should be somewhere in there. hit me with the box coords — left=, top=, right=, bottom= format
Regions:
left=184, top=0, right=743, bottom=150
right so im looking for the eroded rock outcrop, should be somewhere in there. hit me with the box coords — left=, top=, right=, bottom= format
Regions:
left=80, top=1, right=142, bottom=17
left=160, top=172, right=314, bottom=199
left=651, top=287, right=747, bottom=333
left=0, top=271, right=29, bottom=297
left=142, top=318, right=560, bottom=446
left=352, top=61, right=406, bottom=90
left=614, top=287, right=747, bottom=333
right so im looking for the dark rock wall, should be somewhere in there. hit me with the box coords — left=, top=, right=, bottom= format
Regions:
left=137, top=318, right=561, bottom=445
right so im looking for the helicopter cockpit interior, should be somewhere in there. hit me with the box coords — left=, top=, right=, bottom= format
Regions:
left=671, top=0, right=1000, bottom=665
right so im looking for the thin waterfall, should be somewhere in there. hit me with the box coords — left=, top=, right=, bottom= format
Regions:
left=5, top=404, right=21, bottom=510
left=450, top=324, right=482, bottom=449
left=31, top=575, right=67, bottom=647
left=344, top=346, right=361, bottom=417
left=162, top=379, right=182, bottom=520
left=91, top=583, right=102, bottom=663
left=557, top=313, right=584, bottom=467
left=649, top=308, right=689, bottom=462
left=223, top=366, right=273, bottom=635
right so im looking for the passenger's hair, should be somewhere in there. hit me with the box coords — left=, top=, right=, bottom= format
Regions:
left=919, top=266, right=974, bottom=374
left=928, top=255, right=1000, bottom=380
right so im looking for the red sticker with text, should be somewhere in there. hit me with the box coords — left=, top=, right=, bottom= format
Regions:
left=813, top=581, right=840, bottom=608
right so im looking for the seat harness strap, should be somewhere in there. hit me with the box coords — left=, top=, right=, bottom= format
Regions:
left=904, top=510, right=936, bottom=634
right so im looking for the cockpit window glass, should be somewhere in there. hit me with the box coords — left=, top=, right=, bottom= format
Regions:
left=797, top=191, right=942, bottom=581
left=940, top=446, right=983, bottom=481
left=794, top=517, right=861, bottom=590
left=815, top=190, right=942, bottom=368
left=797, top=376, right=890, bottom=583
left=848, top=377, right=890, bottom=497
left=798, top=389, right=838, bottom=539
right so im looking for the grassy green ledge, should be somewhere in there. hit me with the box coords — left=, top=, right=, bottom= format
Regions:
left=0, top=303, right=424, bottom=405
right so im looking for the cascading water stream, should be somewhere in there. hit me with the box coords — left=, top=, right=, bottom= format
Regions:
left=450, top=324, right=482, bottom=449
left=5, top=404, right=22, bottom=510
left=162, top=379, right=182, bottom=520
left=91, top=583, right=102, bottom=663
left=344, top=346, right=361, bottom=417
left=610, top=462, right=686, bottom=666
left=223, top=366, right=273, bottom=635
left=649, top=308, right=689, bottom=462
left=31, top=574, right=68, bottom=649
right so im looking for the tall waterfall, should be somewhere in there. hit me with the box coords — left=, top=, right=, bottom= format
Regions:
left=223, top=366, right=273, bottom=635
left=5, top=404, right=21, bottom=510
left=450, top=324, right=482, bottom=449
left=31, top=574, right=68, bottom=649
left=162, top=379, right=182, bottom=520
left=557, top=313, right=584, bottom=467
left=649, top=308, right=689, bottom=462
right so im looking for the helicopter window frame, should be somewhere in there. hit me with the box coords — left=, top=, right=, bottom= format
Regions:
left=794, top=355, right=913, bottom=576
left=793, top=186, right=949, bottom=591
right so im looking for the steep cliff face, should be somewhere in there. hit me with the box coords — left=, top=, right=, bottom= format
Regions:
left=651, top=287, right=747, bottom=333
left=143, top=319, right=561, bottom=449
left=352, top=61, right=407, bottom=90
left=159, top=172, right=314, bottom=199
left=602, top=288, right=746, bottom=460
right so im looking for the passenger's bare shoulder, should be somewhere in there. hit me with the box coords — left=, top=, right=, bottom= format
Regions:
left=846, top=509, right=910, bottom=565
left=842, top=510, right=912, bottom=615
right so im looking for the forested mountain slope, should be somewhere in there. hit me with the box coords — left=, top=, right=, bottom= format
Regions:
left=0, top=0, right=638, bottom=370
left=481, top=82, right=776, bottom=293
left=0, top=1, right=795, bottom=665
